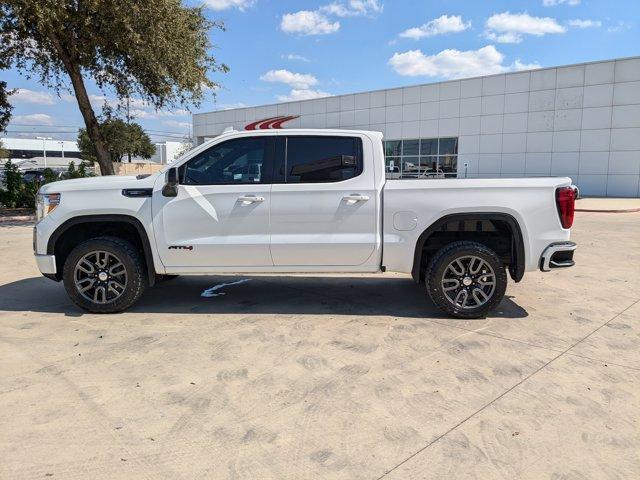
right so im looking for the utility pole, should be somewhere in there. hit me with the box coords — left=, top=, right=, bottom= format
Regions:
left=126, top=95, right=132, bottom=163
left=36, top=136, right=52, bottom=168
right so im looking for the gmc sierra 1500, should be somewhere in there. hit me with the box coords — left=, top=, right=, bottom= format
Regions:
left=34, top=129, right=577, bottom=318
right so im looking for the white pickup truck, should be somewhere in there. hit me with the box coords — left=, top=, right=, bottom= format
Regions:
left=33, top=129, right=577, bottom=318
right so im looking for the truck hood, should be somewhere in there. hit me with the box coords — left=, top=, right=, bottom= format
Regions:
left=39, top=173, right=160, bottom=193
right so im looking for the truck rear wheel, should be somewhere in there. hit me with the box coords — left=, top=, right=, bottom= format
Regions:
left=425, top=241, right=507, bottom=319
left=62, top=236, right=147, bottom=313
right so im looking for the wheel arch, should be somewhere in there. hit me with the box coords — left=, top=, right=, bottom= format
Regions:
left=46, top=214, right=156, bottom=286
left=411, top=212, right=525, bottom=283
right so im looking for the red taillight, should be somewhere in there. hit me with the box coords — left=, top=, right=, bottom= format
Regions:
left=556, top=187, right=576, bottom=229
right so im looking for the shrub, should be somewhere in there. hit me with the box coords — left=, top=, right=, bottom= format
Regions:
left=0, top=159, right=93, bottom=210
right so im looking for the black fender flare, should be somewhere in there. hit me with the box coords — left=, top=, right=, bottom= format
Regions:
left=47, top=214, right=157, bottom=286
left=411, top=212, right=525, bottom=283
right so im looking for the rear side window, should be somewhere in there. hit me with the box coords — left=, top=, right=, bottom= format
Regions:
left=282, top=136, right=363, bottom=183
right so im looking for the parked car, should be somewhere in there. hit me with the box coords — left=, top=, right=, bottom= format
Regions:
left=21, top=169, right=64, bottom=184
left=33, top=129, right=577, bottom=318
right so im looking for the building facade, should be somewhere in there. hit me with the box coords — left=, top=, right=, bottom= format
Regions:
left=194, top=56, right=640, bottom=197
left=1, top=137, right=185, bottom=167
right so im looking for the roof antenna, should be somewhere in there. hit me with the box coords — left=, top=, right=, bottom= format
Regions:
left=222, top=126, right=235, bottom=134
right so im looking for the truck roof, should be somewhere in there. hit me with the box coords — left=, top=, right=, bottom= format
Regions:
left=214, top=128, right=384, bottom=139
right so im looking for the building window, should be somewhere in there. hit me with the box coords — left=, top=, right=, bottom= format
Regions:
left=384, top=137, right=458, bottom=179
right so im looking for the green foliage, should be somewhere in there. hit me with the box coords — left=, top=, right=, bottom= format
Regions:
left=78, top=116, right=155, bottom=163
left=0, top=159, right=22, bottom=207
left=0, top=1, right=227, bottom=174
left=0, top=159, right=92, bottom=209
left=63, top=161, right=93, bottom=179
left=0, top=80, right=12, bottom=133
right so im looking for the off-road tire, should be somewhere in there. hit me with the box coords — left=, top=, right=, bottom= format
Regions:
left=425, top=241, right=507, bottom=319
left=62, top=236, right=147, bottom=313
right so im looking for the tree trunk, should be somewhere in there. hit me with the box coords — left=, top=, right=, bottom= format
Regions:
left=66, top=64, right=114, bottom=175
left=48, top=35, right=114, bottom=175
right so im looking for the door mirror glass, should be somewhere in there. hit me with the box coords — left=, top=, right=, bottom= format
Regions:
left=162, top=168, right=179, bottom=197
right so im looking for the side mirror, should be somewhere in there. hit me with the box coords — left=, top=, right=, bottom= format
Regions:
left=162, top=168, right=179, bottom=197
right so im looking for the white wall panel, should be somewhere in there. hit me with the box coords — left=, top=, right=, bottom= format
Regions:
left=501, top=153, right=526, bottom=174
left=557, top=66, right=585, bottom=88
left=439, top=81, right=460, bottom=100
left=553, top=130, right=581, bottom=152
left=580, top=129, right=611, bottom=151
left=581, top=107, right=612, bottom=130
left=583, top=84, right=614, bottom=107
left=503, top=113, right=528, bottom=133
left=554, top=109, right=582, bottom=131
left=460, top=116, right=481, bottom=135
left=461, top=78, right=482, bottom=98
left=505, top=72, right=530, bottom=93
left=608, top=151, right=640, bottom=175
left=585, top=62, right=614, bottom=85
left=531, top=69, right=557, bottom=91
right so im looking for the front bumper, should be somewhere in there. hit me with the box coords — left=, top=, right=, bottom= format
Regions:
left=35, top=254, right=57, bottom=275
left=540, top=241, right=577, bottom=272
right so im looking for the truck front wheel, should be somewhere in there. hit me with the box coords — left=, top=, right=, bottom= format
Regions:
left=425, top=241, right=507, bottom=319
left=62, top=236, right=147, bottom=313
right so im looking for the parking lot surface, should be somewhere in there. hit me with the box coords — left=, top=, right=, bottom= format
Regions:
left=1, top=211, right=639, bottom=480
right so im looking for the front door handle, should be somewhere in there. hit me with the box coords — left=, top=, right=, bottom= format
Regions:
left=343, top=194, right=370, bottom=204
left=238, top=195, right=265, bottom=204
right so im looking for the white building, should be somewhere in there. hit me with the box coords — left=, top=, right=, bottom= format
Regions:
left=0, top=137, right=81, bottom=166
left=1, top=137, right=185, bottom=166
left=193, top=56, right=640, bottom=197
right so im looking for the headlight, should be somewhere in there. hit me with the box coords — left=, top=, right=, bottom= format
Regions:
left=36, top=193, right=61, bottom=222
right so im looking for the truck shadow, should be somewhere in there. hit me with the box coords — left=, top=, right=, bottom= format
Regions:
left=0, top=275, right=528, bottom=319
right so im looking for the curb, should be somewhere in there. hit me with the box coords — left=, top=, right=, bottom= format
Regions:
left=0, top=216, right=35, bottom=222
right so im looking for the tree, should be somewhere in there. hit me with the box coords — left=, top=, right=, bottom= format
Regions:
left=78, top=117, right=155, bottom=163
left=0, top=80, right=11, bottom=133
left=0, top=1, right=227, bottom=175
left=0, top=140, right=8, bottom=159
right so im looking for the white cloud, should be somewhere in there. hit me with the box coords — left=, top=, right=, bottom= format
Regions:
left=202, top=0, right=255, bottom=11
left=12, top=113, right=55, bottom=125
left=320, top=0, right=383, bottom=17
left=399, top=15, right=471, bottom=40
left=11, top=89, right=56, bottom=105
left=485, top=12, right=566, bottom=43
left=260, top=69, right=318, bottom=89
left=388, top=45, right=539, bottom=79
left=162, top=120, right=191, bottom=130
left=213, top=102, right=248, bottom=111
left=607, top=21, right=632, bottom=33
left=281, top=1, right=381, bottom=35
left=283, top=53, right=310, bottom=62
left=281, top=10, right=340, bottom=35
left=543, top=0, right=580, bottom=6
left=513, top=59, right=542, bottom=71
left=568, top=19, right=602, bottom=28
left=277, top=89, right=331, bottom=102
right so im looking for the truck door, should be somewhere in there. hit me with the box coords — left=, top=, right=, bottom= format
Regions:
left=152, top=136, right=275, bottom=269
left=269, top=134, right=378, bottom=267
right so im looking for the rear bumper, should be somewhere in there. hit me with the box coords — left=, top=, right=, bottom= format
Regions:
left=35, top=254, right=57, bottom=275
left=540, top=241, right=577, bottom=272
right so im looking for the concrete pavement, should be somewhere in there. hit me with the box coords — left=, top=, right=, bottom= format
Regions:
left=0, top=211, right=639, bottom=479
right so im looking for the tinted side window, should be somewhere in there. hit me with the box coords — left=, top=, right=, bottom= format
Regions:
left=284, top=136, right=362, bottom=183
left=181, top=137, right=272, bottom=185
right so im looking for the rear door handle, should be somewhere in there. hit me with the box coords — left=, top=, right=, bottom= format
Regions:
left=238, top=195, right=265, bottom=204
left=343, top=194, right=370, bottom=203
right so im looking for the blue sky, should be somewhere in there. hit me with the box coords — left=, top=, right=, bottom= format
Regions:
left=2, top=0, right=639, bottom=142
